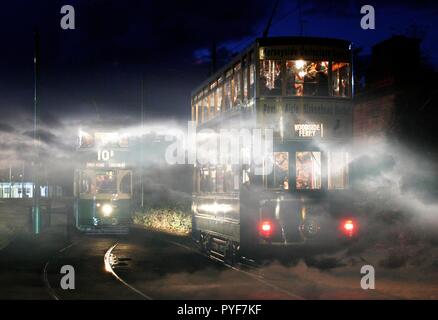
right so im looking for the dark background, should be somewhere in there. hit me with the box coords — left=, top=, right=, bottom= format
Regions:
left=0, top=0, right=437, bottom=124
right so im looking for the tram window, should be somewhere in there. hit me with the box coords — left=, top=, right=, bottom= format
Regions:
left=209, top=167, right=217, bottom=192
left=332, top=62, right=350, bottom=97
left=216, top=85, right=223, bottom=112
left=267, top=152, right=289, bottom=190
left=249, top=61, right=255, bottom=98
left=243, top=58, right=248, bottom=102
left=223, top=165, right=233, bottom=192
left=242, top=166, right=250, bottom=185
left=80, top=171, right=93, bottom=194
left=79, top=131, right=94, bottom=148
left=197, top=102, right=202, bottom=123
left=224, top=76, right=232, bottom=110
left=328, top=152, right=349, bottom=189
left=260, top=60, right=282, bottom=96
left=200, top=167, right=207, bottom=192
left=243, top=66, right=248, bottom=102
left=120, top=172, right=132, bottom=194
left=118, top=135, right=129, bottom=148
left=286, top=60, right=329, bottom=97
left=96, top=171, right=117, bottom=194
left=223, top=165, right=239, bottom=192
left=216, top=166, right=224, bottom=192
left=209, top=91, right=215, bottom=118
left=200, top=168, right=211, bottom=192
left=232, top=64, right=241, bottom=106
left=203, top=96, right=208, bottom=122
left=296, top=152, right=322, bottom=190
left=200, top=167, right=215, bottom=193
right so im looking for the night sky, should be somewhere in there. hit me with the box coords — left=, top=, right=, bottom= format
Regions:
left=0, top=0, right=437, bottom=125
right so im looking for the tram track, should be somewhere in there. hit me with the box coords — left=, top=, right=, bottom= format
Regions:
left=42, top=237, right=142, bottom=300
left=103, top=243, right=152, bottom=300
left=103, top=230, right=305, bottom=300
left=43, top=242, right=77, bottom=300
left=42, top=227, right=305, bottom=300
left=168, top=239, right=305, bottom=300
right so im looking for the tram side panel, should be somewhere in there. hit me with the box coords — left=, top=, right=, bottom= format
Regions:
left=192, top=194, right=240, bottom=242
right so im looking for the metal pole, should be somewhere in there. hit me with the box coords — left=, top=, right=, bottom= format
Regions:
left=9, top=165, right=12, bottom=199
left=140, top=77, right=144, bottom=212
left=32, top=30, right=41, bottom=234
left=21, top=162, right=24, bottom=198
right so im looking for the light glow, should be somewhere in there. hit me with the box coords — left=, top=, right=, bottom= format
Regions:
left=341, top=219, right=357, bottom=237
left=344, top=220, right=354, bottom=231
left=102, top=204, right=113, bottom=217
left=295, top=60, right=305, bottom=69
left=198, top=202, right=233, bottom=214
left=259, top=220, right=273, bottom=238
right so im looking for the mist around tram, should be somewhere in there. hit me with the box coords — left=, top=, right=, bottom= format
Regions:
left=0, top=0, right=437, bottom=305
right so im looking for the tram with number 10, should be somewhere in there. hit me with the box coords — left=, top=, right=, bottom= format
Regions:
left=74, top=130, right=133, bottom=232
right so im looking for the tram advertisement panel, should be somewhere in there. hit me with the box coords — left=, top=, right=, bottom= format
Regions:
left=258, top=98, right=352, bottom=140
left=77, top=131, right=131, bottom=169
left=259, top=45, right=350, bottom=61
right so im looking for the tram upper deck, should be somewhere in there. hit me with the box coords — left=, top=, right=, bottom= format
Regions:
left=191, top=37, right=353, bottom=142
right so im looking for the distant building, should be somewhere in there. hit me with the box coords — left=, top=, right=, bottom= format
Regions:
left=353, top=35, right=425, bottom=144
left=0, top=166, right=63, bottom=199
left=0, top=182, right=63, bottom=199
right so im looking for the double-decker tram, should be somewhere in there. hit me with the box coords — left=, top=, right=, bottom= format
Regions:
left=191, top=37, right=357, bottom=261
left=74, top=130, right=133, bottom=233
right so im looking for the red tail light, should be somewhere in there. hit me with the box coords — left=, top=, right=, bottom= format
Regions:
left=259, top=220, right=273, bottom=238
left=341, top=219, right=356, bottom=237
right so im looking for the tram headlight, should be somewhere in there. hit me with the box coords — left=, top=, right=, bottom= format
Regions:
left=102, top=204, right=113, bottom=217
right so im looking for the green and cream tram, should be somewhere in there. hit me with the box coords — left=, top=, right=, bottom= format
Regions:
left=74, top=130, right=133, bottom=232
left=191, top=37, right=357, bottom=260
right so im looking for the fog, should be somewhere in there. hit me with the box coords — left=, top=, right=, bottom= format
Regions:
left=1, top=109, right=437, bottom=258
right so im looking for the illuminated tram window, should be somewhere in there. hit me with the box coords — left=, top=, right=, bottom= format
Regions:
left=267, top=152, right=289, bottom=190
left=232, top=63, right=241, bottom=106
left=216, top=84, right=223, bottom=112
left=296, top=152, right=322, bottom=190
left=285, top=60, right=329, bottom=96
left=332, top=62, right=350, bottom=97
left=259, top=60, right=282, bottom=96
left=96, top=171, right=117, bottom=194
left=242, top=58, right=248, bottom=102
left=224, top=75, right=232, bottom=110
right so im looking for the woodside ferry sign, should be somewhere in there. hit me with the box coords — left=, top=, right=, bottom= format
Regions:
left=294, top=123, right=324, bottom=137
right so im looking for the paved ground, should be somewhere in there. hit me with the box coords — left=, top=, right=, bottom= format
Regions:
left=40, top=228, right=438, bottom=300
left=0, top=223, right=437, bottom=300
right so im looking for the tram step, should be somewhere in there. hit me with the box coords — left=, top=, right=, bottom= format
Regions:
left=210, top=249, right=225, bottom=259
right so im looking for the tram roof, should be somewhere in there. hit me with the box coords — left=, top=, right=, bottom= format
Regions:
left=256, top=36, right=351, bottom=47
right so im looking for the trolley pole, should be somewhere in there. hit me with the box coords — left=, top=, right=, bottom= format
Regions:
left=32, top=30, right=41, bottom=234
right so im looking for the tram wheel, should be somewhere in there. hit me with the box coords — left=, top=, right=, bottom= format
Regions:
left=200, top=233, right=211, bottom=254
left=224, top=241, right=238, bottom=265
